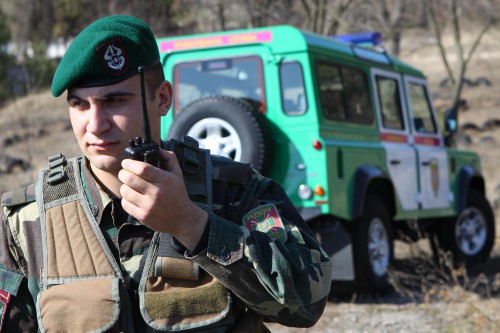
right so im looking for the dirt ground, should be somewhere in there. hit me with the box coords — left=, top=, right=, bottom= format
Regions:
left=0, top=29, right=499, bottom=332
left=267, top=243, right=500, bottom=332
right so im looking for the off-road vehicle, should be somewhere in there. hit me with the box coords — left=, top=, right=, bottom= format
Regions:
left=156, top=26, right=495, bottom=293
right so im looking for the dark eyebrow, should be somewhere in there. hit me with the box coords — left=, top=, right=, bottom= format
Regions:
left=67, top=91, right=136, bottom=103
left=67, top=93, right=81, bottom=103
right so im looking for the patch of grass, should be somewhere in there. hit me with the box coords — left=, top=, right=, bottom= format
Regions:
left=389, top=239, right=500, bottom=332
left=390, top=238, right=500, bottom=302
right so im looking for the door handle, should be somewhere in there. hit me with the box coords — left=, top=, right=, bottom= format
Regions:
left=421, top=161, right=431, bottom=166
left=390, top=160, right=401, bottom=165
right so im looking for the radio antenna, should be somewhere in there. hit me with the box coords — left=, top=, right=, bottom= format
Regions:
left=124, top=66, right=160, bottom=167
left=138, top=66, right=152, bottom=142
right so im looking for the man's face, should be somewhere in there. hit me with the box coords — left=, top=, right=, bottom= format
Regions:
left=67, top=75, right=171, bottom=175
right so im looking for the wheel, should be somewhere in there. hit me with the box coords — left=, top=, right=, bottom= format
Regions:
left=437, top=189, right=495, bottom=266
left=350, top=196, right=394, bottom=293
left=168, top=96, right=267, bottom=171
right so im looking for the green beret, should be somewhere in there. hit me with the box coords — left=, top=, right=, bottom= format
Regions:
left=51, top=15, right=160, bottom=97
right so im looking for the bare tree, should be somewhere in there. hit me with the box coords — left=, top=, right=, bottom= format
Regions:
left=342, top=0, right=426, bottom=56
left=244, top=0, right=274, bottom=27
left=426, top=0, right=498, bottom=111
left=241, top=0, right=300, bottom=29
left=1, top=0, right=38, bottom=47
left=379, top=0, right=404, bottom=55
left=299, top=0, right=356, bottom=35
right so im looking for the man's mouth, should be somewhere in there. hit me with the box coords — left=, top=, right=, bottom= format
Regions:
left=88, top=141, right=119, bottom=150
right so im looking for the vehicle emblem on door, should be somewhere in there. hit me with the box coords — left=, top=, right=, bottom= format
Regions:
left=430, top=159, right=439, bottom=196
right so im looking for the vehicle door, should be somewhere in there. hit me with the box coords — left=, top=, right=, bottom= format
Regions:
left=404, top=76, right=451, bottom=209
left=371, top=69, right=419, bottom=211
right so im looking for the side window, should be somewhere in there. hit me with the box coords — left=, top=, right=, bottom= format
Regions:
left=279, top=62, right=307, bottom=115
left=408, top=82, right=437, bottom=134
left=344, top=68, right=372, bottom=123
left=317, top=61, right=372, bottom=124
left=173, top=56, right=265, bottom=114
left=376, top=76, right=404, bottom=130
left=317, top=63, right=346, bottom=120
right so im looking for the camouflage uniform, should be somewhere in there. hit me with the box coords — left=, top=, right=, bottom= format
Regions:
left=0, top=140, right=332, bottom=332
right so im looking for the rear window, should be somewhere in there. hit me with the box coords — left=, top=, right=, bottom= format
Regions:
left=317, top=61, right=373, bottom=124
left=173, top=56, right=265, bottom=114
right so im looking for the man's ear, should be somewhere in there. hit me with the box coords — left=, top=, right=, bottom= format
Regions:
left=157, top=81, right=173, bottom=117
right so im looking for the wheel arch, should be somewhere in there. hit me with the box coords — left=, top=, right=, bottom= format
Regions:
left=351, top=165, right=396, bottom=221
left=456, top=165, right=486, bottom=212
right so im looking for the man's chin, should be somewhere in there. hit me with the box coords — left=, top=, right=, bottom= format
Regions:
left=88, top=155, right=122, bottom=174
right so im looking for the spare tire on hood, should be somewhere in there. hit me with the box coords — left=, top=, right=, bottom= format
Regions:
left=167, top=96, right=267, bottom=172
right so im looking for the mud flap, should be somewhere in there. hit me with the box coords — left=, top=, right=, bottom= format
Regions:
left=313, top=222, right=355, bottom=281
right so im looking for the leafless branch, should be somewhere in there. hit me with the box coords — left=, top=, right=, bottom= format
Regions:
left=426, top=0, right=455, bottom=86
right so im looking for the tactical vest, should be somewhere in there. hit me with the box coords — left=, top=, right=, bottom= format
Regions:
left=31, top=137, right=257, bottom=333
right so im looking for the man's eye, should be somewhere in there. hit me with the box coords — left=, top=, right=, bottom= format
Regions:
left=69, top=100, right=88, bottom=109
left=108, top=97, right=126, bottom=104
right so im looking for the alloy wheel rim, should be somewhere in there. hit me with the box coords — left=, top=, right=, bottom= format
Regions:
left=187, top=117, right=242, bottom=161
left=455, top=207, right=487, bottom=256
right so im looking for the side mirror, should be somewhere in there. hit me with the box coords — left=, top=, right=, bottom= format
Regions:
left=444, top=107, right=458, bottom=134
left=443, top=107, right=458, bottom=148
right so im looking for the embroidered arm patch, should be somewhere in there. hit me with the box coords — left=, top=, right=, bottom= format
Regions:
left=0, top=290, right=11, bottom=333
left=242, top=204, right=287, bottom=243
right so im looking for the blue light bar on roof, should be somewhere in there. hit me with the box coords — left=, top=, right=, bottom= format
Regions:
left=333, top=32, right=382, bottom=47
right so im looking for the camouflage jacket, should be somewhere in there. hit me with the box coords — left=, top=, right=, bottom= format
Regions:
left=0, top=143, right=332, bottom=332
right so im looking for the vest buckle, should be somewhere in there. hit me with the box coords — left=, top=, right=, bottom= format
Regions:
left=47, top=153, right=67, bottom=185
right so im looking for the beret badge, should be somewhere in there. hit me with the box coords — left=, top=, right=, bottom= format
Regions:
left=97, top=38, right=129, bottom=75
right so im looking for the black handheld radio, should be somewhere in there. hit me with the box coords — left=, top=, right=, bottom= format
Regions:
left=124, top=66, right=161, bottom=167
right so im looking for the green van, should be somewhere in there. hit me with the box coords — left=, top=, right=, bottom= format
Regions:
left=157, top=26, right=495, bottom=293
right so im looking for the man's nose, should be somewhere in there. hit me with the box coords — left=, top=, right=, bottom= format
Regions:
left=86, top=104, right=109, bottom=134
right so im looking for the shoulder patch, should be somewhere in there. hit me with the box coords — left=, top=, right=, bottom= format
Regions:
left=1, top=184, right=36, bottom=208
left=0, top=290, right=11, bottom=332
left=242, top=204, right=287, bottom=242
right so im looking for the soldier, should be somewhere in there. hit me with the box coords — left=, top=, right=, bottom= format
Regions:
left=0, top=15, right=332, bottom=332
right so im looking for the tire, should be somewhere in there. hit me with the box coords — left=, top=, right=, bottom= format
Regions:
left=350, top=196, right=394, bottom=293
left=168, top=96, right=266, bottom=171
left=437, top=189, right=495, bottom=266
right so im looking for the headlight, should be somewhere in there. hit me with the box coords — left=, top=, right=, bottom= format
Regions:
left=298, top=184, right=313, bottom=200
